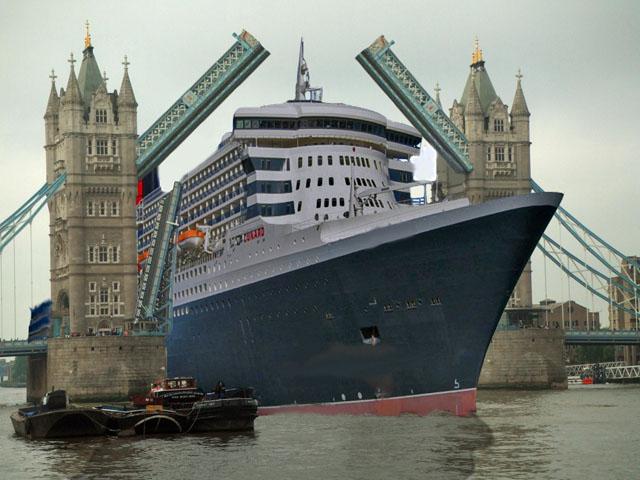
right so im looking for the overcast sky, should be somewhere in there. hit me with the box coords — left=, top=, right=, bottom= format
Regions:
left=0, top=0, right=638, bottom=336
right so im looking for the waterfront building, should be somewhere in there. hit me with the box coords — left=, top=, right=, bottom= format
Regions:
left=45, top=26, right=138, bottom=335
left=609, top=256, right=639, bottom=364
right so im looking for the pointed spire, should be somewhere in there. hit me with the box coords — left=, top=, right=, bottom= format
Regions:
left=511, top=68, right=530, bottom=116
left=62, top=52, right=83, bottom=105
left=84, top=20, right=92, bottom=49
left=78, top=26, right=104, bottom=103
left=464, top=73, right=482, bottom=117
left=471, top=36, right=484, bottom=66
left=45, top=69, right=60, bottom=117
left=118, top=55, right=137, bottom=107
left=434, top=82, right=442, bottom=107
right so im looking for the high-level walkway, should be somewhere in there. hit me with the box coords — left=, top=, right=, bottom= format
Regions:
left=0, top=340, right=47, bottom=357
left=564, top=330, right=640, bottom=345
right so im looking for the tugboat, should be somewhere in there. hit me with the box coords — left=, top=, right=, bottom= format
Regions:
left=11, top=390, right=112, bottom=439
left=129, top=377, right=258, bottom=432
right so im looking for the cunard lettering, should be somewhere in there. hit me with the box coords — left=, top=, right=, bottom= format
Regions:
left=243, top=227, right=265, bottom=243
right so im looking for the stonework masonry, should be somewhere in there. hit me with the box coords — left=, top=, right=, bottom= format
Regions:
left=45, top=40, right=138, bottom=336
left=479, top=328, right=567, bottom=389
left=40, top=336, right=166, bottom=402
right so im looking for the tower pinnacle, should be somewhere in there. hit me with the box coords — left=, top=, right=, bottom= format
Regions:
left=471, top=36, right=483, bottom=65
left=511, top=68, right=530, bottom=116
left=85, top=20, right=92, bottom=49
left=434, top=82, right=442, bottom=107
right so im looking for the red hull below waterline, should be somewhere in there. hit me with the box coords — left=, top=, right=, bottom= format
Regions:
left=258, top=388, right=477, bottom=417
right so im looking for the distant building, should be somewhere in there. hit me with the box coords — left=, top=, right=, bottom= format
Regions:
left=502, top=299, right=599, bottom=330
left=608, top=256, right=639, bottom=364
left=536, top=299, right=600, bottom=330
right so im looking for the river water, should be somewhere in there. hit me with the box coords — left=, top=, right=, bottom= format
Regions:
left=0, top=385, right=638, bottom=479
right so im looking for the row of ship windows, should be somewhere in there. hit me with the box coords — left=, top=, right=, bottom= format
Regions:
left=233, top=116, right=421, bottom=148
left=295, top=177, right=378, bottom=190
left=297, top=155, right=379, bottom=170
left=173, top=294, right=442, bottom=318
left=181, top=168, right=244, bottom=206
left=185, top=149, right=241, bottom=191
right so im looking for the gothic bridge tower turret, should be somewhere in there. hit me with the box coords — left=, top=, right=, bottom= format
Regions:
left=45, top=24, right=138, bottom=335
left=436, top=39, right=532, bottom=308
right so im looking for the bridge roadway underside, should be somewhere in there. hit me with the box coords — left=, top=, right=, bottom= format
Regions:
left=564, top=330, right=640, bottom=346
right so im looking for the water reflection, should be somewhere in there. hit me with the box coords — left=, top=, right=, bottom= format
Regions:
left=2, top=386, right=639, bottom=480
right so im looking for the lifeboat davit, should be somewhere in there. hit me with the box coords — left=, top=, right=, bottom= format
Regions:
left=137, top=250, right=150, bottom=271
left=177, top=229, right=205, bottom=251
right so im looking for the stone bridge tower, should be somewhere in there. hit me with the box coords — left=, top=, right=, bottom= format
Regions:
left=44, top=26, right=138, bottom=335
left=436, top=40, right=533, bottom=310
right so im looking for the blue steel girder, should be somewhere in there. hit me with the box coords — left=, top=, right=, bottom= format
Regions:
left=541, top=233, right=637, bottom=299
left=532, top=179, right=640, bottom=281
left=0, top=173, right=66, bottom=254
left=136, top=31, right=270, bottom=179
left=356, top=36, right=472, bottom=174
left=536, top=242, right=638, bottom=318
left=564, top=330, right=640, bottom=346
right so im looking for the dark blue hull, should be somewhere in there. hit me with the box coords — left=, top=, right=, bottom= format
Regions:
left=167, top=195, right=559, bottom=411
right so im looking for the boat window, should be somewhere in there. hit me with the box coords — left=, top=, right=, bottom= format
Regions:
left=332, top=198, right=337, bottom=207
left=317, top=178, right=323, bottom=187
left=343, top=211, right=349, bottom=218
left=329, top=177, right=334, bottom=186
left=297, top=201, right=302, bottom=212
left=306, top=178, right=311, bottom=188
left=314, top=214, right=319, bottom=220
left=350, top=156, right=355, bottom=165
left=339, top=197, right=345, bottom=207
left=356, top=178, right=362, bottom=186
left=356, top=157, right=361, bottom=167
left=323, top=214, right=329, bottom=220
left=316, top=199, right=321, bottom=208
left=298, top=157, right=303, bottom=168
left=324, top=198, right=329, bottom=208
left=345, top=178, right=351, bottom=186
left=339, top=156, right=344, bottom=166
left=308, top=156, right=313, bottom=167
left=296, top=179, right=300, bottom=190
left=318, top=155, right=323, bottom=166
left=328, top=155, right=333, bottom=166
left=366, top=158, right=371, bottom=168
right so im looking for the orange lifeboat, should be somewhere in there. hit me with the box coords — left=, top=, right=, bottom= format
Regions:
left=177, top=229, right=205, bottom=250
left=137, top=250, right=150, bottom=271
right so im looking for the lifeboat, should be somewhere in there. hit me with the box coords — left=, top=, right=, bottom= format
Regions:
left=137, top=250, right=150, bottom=271
left=177, top=229, right=205, bottom=251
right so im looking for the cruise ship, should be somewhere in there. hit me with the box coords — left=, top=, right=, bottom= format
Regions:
left=137, top=42, right=561, bottom=416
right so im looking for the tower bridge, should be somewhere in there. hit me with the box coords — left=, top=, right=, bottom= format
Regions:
left=0, top=29, right=638, bottom=400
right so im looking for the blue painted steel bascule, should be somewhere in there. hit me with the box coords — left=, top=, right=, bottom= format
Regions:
left=135, top=182, right=182, bottom=332
left=357, top=35, right=638, bottom=326
left=356, top=36, right=472, bottom=174
left=135, top=30, right=269, bottom=179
